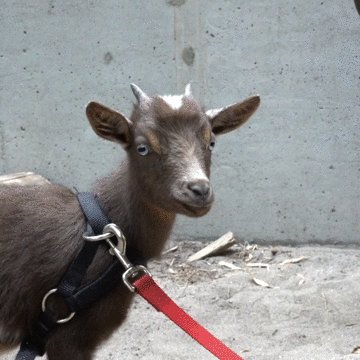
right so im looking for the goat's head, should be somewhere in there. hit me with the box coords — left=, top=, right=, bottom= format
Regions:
left=86, top=84, right=260, bottom=217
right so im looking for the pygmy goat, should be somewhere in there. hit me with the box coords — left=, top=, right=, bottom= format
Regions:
left=0, top=84, right=260, bottom=359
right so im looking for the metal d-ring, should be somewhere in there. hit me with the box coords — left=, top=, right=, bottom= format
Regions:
left=82, top=223, right=127, bottom=256
left=82, top=232, right=113, bottom=242
left=42, top=288, right=76, bottom=324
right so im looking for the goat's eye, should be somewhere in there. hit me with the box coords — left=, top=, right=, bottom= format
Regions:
left=136, top=144, right=149, bottom=156
left=208, top=139, right=216, bottom=151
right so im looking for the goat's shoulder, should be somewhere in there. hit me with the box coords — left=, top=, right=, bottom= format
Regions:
left=0, top=182, right=76, bottom=213
left=0, top=183, right=84, bottom=241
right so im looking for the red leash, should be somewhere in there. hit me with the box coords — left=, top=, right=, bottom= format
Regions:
left=85, top=223, right=245, bottom=359
left=133, top=274, right=244, bottom=360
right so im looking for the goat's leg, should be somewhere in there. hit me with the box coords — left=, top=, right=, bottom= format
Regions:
left=46, top=341, right=93, bottom=360
left=45, top=286, right=132, bottom=360
left=45, top=325, right=97, bottom=360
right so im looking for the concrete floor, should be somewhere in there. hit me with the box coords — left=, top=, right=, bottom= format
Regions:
left=3, top=241, right=360, bottom=360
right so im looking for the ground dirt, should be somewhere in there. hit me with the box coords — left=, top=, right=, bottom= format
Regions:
left=4, top=241, right=360, bottom=360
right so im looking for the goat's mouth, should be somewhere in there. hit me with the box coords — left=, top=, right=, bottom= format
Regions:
left=177, top=200, right=213, bottom=217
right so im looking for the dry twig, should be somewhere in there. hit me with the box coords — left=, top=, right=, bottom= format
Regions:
left=162, top=246, right=178, bottom=255
left=219, top=261, right=242, bottom=270
left=187, top=232, right=236, bottom=262
left=279, top=256, right=308, bottom=266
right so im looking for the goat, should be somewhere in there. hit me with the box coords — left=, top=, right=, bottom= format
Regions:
left=0, top=84, right=260, bottom=359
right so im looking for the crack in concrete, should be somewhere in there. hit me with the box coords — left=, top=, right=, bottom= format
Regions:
left=0, top=119, right=6, bottom=173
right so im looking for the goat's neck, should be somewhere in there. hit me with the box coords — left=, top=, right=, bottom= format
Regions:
left=94, top=161, right=176, bottom=260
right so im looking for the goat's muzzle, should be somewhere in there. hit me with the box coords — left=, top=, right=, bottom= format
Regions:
left=186, top=179, right=212, bottom=201
left=176, top=179, right=214, bottom=217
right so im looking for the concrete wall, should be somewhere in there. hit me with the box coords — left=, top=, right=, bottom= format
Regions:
left=0, top=0, right=359, bottom=245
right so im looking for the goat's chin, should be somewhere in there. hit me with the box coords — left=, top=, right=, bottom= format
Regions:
left=187, top=207, right=212, bottom=217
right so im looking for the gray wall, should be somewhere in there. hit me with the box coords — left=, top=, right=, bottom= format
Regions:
left=1, top=1, right=359, bottom=245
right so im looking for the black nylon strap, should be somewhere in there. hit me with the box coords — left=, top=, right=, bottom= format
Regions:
left=57, top=241, right=99, bottom=297
left=66, top=261, right=122, bottom=312
left=15, top=311, right=58, bottom=359
left=57, top=192, right=110, bottom=298
left=16, top=192, right=144, bottom=360
left=65, top=245, right=147, bottom=312
left=15, top=342, right=40, bottom=360
left=16, top=192, right=109, bottom=360
left=76, top=192, right=110, bottom=235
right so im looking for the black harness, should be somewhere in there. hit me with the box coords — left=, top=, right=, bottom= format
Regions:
left=15, top=192, right=145, bottom=360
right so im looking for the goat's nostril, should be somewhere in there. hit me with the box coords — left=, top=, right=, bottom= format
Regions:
left=187, top=180, right=211, bottom=199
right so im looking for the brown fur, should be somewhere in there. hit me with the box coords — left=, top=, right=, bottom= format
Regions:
left=0, top=87, right=260, bottom=359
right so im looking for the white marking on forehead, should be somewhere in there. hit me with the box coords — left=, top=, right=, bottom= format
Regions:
left=160, top=95, right=184, bottom=110
left=185, top=83, right=192, bottom=96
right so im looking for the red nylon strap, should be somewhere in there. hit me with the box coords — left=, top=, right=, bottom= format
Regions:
left=133, top=274, right=244, bottom=360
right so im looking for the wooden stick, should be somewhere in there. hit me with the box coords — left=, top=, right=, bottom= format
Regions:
left=187, top=231, right=236, bottom=262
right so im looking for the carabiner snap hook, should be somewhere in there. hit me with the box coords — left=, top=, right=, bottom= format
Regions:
left=103, top=223, right=127, bottom=255
left=102, top=223, right=133, bottom=270
left=102, top=224, right=152, bottom=292
left=84, top=222, right=152, bottom=292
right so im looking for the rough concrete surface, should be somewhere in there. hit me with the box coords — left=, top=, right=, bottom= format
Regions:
left=3, top=241, right=360, bottom=360
left=0, top=1, right=359, bottom=359
left=0, top=1, right=359, bottom=245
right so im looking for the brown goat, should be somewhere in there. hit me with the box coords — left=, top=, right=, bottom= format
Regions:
left=0, top=84, right=260, bottom=359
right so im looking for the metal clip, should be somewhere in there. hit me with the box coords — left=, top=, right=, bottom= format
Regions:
left=101, top=223, right=152, bottom=292
left=83, top=223, right=127, bottom=258
left=103, top=223, right=127, bottom=258
left=83, top=223, right=152, bottom=291
left=122, top=265, right=152, bottom=292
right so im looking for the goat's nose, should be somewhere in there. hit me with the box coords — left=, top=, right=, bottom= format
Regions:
left=187, top=180, right=211, bottom=199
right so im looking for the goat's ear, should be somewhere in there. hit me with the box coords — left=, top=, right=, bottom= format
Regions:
left=206, top=95, right=260, bottom=135
left=86, top=102, right=132, bottom=147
